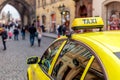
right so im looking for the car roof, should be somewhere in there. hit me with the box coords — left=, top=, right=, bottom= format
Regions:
left=73, top=30, right=120, bottom=52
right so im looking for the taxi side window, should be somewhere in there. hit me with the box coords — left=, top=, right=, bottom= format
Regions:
left=52, top=40, right=105, bottom=80
left=40, top=40, right=64, bottom=72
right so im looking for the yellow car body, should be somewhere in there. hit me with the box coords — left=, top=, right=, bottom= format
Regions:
left=27, top=17, right=120, bottom=80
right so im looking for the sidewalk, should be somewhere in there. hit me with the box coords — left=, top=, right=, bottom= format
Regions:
left=42, top=32, right=57, bottom=39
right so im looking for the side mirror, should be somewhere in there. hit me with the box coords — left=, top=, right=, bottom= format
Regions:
left=27, top=56, right=40, bottom=64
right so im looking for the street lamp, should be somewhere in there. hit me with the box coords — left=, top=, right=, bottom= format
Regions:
left=58, top=4, right=65, bottom=12
left=58, top=4, right=66, bottom=24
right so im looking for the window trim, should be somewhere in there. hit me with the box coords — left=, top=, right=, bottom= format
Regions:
left=48, top=40, right=68, bottom=75
left=80, top=56, right=95, bottom=80
left=50, top=39, right=69, bottom=77
left=39, top=39, right=67, bottom=74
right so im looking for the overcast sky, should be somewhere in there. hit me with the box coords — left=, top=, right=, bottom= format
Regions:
left=1, top=4, right=20, bottom=19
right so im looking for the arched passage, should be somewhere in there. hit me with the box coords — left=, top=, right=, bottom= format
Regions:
left=0, top=0, right=35, bottom=27
left=102, top=0, right=120, bottom=30
left=1, top=4, right=21, bottom=23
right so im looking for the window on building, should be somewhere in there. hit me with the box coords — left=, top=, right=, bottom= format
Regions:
left=38, top=0, right=40, bottom=8
left=42, top=0, right=46, bottom=6
left=42, top=15, right=46, bottom=25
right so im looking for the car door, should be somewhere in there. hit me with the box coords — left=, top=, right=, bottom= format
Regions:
left=35, top=39, right=67, bottom=80
left=51, top=39, right=106, bottom=80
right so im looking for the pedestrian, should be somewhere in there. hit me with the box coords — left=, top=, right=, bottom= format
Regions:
left=21, top=26, right=26, bottom=40
left=13, top=27, right=19, bottom=40
left=0, top=28, right=8, bottom=50
left=37, top=27, right=42, bottom=47
left=40, top=24, right=45, bottom=32
left=57, top=24, right=63, bottom=37
left=56, top=24, right=60, bottom=38
left=28, top=23, right=36, bottom=47
left=8, top=30, right=13, bottom=39
left=110, top=18, right=118, bottom=30
left=62, top=24, right=66, bottom=36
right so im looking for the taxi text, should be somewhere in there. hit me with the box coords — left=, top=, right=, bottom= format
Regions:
left=82, top=19, right=97, bottom=24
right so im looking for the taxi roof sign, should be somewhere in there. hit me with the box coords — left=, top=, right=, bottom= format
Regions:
left=72, top=17, right=104, bottom=30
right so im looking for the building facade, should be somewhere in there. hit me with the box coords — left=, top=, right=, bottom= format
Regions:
left=36, top=0, right=120, bottom=32
left=36, top=0, right=75, bottom=33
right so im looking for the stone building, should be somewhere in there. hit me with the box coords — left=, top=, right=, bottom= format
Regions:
left=0, top=0, right=36, bottom=26
left=36, top=0, right=75, bottom=33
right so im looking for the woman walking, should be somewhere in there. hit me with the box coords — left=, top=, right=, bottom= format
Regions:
left=37, top=27, right=42, bottom=47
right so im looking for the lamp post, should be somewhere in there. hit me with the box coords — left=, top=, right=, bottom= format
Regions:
left=58, top=4, right=65, bottom=24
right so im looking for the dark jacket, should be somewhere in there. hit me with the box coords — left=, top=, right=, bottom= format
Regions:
left=21, top=27, right=26, bottom=33
left=29, top=26, right=36, bottom=34
left=57, top=25, right=63, bottom=35
left=1, top=30, right=8, bottom=40
left=13, top=29, right=19, bottom=35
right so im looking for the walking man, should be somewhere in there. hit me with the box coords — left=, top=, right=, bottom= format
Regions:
left=57, top=24, right=63, bottom=37
left=62, top=24, right=66, bottom=36
left=28, top=23, right=36, bottom=46
left=21, top=26, right=26, bottom=40
left=13, top=27, right=19, bottom=40
left=1, top=28, right=8, bottom=50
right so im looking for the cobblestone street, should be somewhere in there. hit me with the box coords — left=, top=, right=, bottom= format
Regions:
left=0, top=34, right=54, bottom=80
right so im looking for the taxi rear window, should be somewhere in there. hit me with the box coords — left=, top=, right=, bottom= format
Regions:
left=114, top=52, right=120, bottom=59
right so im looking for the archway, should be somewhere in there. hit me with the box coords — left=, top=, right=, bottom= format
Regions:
left=102, top=0, right=120, bottom=30
left=1, top=4, right=21, bottom=24
left=0, top=0, right=35, bottom=27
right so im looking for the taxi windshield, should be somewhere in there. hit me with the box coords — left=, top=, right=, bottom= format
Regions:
left=114, top=52, right=120, bottom=59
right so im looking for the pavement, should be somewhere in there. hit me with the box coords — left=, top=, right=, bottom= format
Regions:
left=42, top=32, right=58, bottom=39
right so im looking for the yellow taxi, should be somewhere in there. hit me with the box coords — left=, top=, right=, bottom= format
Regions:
left=27, top=17, right=120, bottom=80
